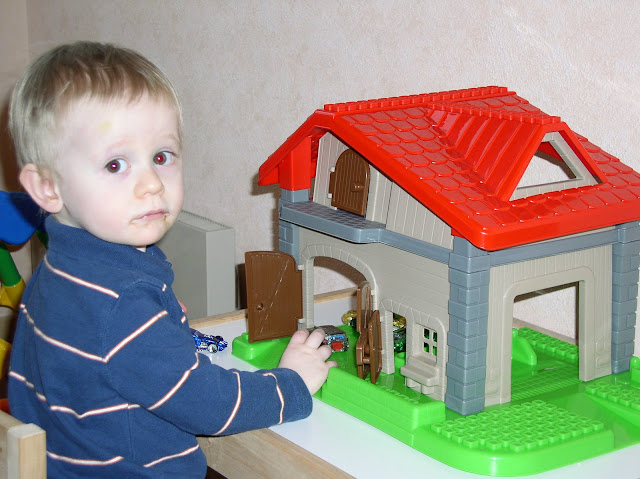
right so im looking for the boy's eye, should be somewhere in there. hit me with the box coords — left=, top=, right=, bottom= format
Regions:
left=154, top=151, right=174, bottom=166
left=105, top=158, right=127, bottom=173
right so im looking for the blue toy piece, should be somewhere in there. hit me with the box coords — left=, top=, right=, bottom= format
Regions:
left=190, top=328, right=227, bottom=353
left=0, top=191, right=44, bottom=245
left=0, top=191, right=46, bottom=310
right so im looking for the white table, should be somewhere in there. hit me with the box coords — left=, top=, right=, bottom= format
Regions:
left=191, top=290, right=640, bottom=479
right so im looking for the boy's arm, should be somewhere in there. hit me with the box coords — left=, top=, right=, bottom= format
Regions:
left=105, top=285, right=326, bottom=436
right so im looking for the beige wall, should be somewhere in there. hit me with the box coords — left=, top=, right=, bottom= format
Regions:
left=1, top=0, right=31, bottom=279
left=3, top=1, right=640, bottom=349
left=1, top=0, right=28, bottom=191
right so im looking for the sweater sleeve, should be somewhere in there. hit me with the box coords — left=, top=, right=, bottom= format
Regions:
left=104, top=283, right=312, bottom=435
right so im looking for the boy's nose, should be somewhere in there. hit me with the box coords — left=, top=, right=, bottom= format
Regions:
left=134, top=167, right=164, bottom=197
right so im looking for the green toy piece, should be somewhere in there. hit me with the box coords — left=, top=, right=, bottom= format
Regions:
left=511, top=328, right=537, bottom=367
left=233, top=326, right=640, bottom=476
left=0, top=243, right=26, bottom=310
left=0, top=244, right=22, bottom=288
left=630, top=356, right=640, bottom=386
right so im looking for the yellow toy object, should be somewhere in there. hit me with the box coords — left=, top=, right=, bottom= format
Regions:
left=0, top=280, right=26, bottom=311
left=341, top=310, right=357, bottom=326
left=0, top=337, right=11, bottom=379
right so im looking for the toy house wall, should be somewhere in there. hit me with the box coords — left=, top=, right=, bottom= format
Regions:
left=386, top=189, right=454, bottom=250
left=313, top=134, right=348, bottom=208
left=486, top=246, right=612, bottom=407
left=296, top=228, right=450, bottom=401
left=314, top=133, right=454, bottom=250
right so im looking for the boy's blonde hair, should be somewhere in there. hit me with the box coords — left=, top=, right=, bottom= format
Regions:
left=9, top=41, right=182, bottom=169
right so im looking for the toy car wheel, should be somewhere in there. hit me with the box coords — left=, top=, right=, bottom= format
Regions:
left=207, top=344, right=218, bottom=353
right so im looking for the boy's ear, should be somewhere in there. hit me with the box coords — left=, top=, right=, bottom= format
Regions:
left=19, top=164, right=64, bottom=214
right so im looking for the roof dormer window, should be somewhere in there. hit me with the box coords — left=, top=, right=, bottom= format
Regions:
left=511, top=132, right=600, bottom=201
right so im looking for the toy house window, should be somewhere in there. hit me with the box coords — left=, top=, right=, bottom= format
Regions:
left=422, top=326, right=438, bottom=360
left=407, top=324, right=439, bottom=366
left=510, top=132, right=600, bottom=201
left=328, top=149, right=370, bottom=216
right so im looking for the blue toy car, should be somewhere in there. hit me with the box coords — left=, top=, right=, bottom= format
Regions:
left=191, top=328, right=227, bottom=353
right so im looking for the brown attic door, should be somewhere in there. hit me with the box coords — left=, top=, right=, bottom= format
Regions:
left=245, top=251, right=302, bottom=342
left=329, top=149, right=370, bottom=216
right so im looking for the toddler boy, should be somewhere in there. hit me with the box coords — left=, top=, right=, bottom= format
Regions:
left=8, top=41, right=335, bottom=478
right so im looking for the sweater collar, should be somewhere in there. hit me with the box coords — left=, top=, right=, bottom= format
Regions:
left=44, top=215, right=172, bottom=280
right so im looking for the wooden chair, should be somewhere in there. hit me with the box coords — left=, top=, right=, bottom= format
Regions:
left=0, top=409, right=45, bottom=479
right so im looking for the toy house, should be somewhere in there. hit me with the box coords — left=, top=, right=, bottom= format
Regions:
left=254, top=86, right=640, bottom=415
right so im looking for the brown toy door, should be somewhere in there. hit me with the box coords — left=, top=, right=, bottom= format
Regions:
left=355, top=281, right=382, bottom=383
left=368, top=309, right=382, bottom=384
left=245, top=251, right=302, bottom=342
left=328, top=149, right=370, bottom=216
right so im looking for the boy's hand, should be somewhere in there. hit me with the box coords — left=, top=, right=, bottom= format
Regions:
left=278, top=328, right=337, bottom=395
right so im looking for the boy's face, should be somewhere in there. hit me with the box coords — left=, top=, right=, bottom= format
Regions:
left=51, top=94, right=183, bottom=249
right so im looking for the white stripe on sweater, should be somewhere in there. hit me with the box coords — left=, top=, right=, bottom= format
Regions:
left=262, top=372, right=285, bottom=425
left=44, top=255, right=119, bottom=298
left=213, top=371, right=242, bottom=435
left=149, top=355, right=200, bottom=410
left=22, top=306, right=168, bottom=364
left=47, top=451, right=124, bottom=466
left=143, top=444, right=200, bottom=468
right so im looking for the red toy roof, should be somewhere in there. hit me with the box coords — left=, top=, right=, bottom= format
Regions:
left=259, top=86, right=640, bottom=250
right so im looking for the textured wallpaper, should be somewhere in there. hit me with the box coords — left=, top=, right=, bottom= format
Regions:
left=6, top=0, right=640, bottom=349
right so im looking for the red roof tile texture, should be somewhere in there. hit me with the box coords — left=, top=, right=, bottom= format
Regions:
left=259, top=87, right=640, bottom=250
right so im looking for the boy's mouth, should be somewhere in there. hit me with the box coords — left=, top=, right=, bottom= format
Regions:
left=136, top=209, right=168, bottom=221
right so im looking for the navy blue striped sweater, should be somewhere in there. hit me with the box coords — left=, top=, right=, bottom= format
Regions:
left=9, top=216, right=312, bottom=478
